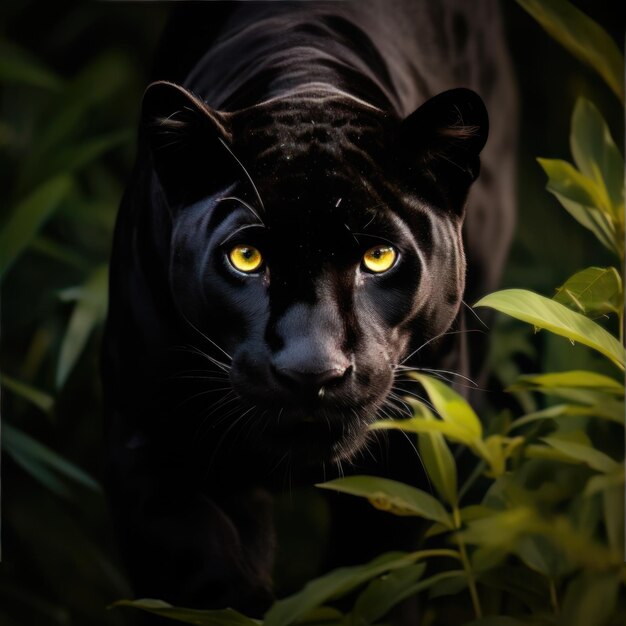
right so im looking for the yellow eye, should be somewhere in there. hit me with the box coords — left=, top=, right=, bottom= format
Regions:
left=228, top=245, right=263, bottom=273
left=362, top=245, right=397, bottom=273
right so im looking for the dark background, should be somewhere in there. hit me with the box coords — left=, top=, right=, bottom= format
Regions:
left=0, top=1, right=623, bottom=624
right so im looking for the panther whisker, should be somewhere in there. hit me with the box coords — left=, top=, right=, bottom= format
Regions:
left=461, top=299, right=489, bottom=329
left=217, top=196, right=265, bottom=226
left=218, top=138, right=266, bottom=213
left=178, top=314, right=234, bottom=364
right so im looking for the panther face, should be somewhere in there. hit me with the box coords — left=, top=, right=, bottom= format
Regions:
left=143, top=81, right=487, bottom=464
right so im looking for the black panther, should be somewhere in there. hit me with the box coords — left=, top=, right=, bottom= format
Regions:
left=102, top=0, right=516, bottom=617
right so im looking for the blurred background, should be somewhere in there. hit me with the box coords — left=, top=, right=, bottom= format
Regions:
left=0, top=1, right=623, bottom=624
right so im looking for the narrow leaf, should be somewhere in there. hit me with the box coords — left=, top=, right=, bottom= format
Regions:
left=264, top=552, right=430, bottom=626
left=416, top=403, right=458, bottom=506
left=0, top=175, right=73, bottom=280
left=560, top=571, right=620, bottom=626
left=56, top=265, right=108, bottom=388
left=0, top=39, right=63, bottom=91
left=510, top=370, right=624, bottom=395
left=515, top=0, right=624, bottom=102
left=1, top=374, right=54, bottom=414
left=570, top=99, right=625, bottom=215
left=372, top=412, right=476, bottom=446
left=537, top=158, right=607, bottom=211
left=541, top=436, right=620, bottom=473
left=475, top=289, right=625, bottom=369
left=351, top=563, right=426, bottom=623
left=409, top=373, right=483, bottom=437
left=316, top=476, right=452, bottom=526
left=111, top=599, right=260, bottom=626
left=2, top=423, right=100, bottom=493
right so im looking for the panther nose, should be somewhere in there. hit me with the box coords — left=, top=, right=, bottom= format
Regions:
left=273, top=363, right=351, bottom=394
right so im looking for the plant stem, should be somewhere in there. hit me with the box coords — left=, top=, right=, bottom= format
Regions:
left=549, top=579, right=560, bottom=614
left=453, top=506, right=483, bottom=619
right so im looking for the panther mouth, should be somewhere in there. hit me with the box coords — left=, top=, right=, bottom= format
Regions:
left=250, top=403, right=378, bottom=465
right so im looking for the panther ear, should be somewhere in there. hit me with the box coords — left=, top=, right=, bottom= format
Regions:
left=142, top=80, right=235, bottom=208
left=399, top=88, right=488, bottom=212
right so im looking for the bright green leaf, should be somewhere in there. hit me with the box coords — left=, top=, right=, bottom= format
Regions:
left=0, top=175, right=74, bottom=280
left=408, top=373, right=483, bottom=438
left=537, top=158, right=608, bottom=212
left=475, top=290, right=625, bottom=370
left=553, top=267, right=622, bottom=316
left=416, top=402, right=458, bottom=506
left=372, top=413, right=476, bottom=447
left=56, top=265, right=108, bottom=389
left=514, top=0, right=624, bottom=103
left=570, top=99, right=625, bottom=216
left=316, top=476, right=452, bottom=526
left=111, top=599, right=260, bottom=625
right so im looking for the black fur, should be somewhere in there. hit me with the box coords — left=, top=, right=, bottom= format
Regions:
left=102, top=0, right=516, bottom=617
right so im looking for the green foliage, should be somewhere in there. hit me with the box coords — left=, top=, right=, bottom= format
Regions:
left=514, top=0, right=624, bottom=102
left=3, top=1, right=624, bottom=626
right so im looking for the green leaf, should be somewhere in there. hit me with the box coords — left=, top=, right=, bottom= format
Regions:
left=0, top=374, right=54, bottom=414
left=2, top=423, right=101, bottom=495
left=416, top=402, right=458, bottom=506
left=551, top=192, right=616, bottom=254
left=602, top=486, right=624, bottom=554
left=509, top=403, right=622, bottom=430
left=316, top=476, right=452, bottom=526
left=464, top=616, right=528, bottom=626
left=510, top=370, right=624, bottom=395
left=0, top=175, right=74, bottom=280
left=514, top=0, right=624, bottom=103
left=351, top=563, right=426, bottom=623
left=35, top=130, right=131, bottom=186
left=352, top=568, right=464, bottom=625
left=541, top=436, right=620, bottom=473
left=111, top=599, right=260, bottom=625
left=408, top=373, right=483, bottom=438
left=515, top=534, right=571, bottom=579
left=537, top=158, right=608, bottom=212
left=293, top=607, right=344, bottom=625
left=584, top=469, right=624, bottom=497
left=560, top=571, right=620, bottom=626
left=553, top=267, right=622, bottom=316
left=372, top=412, right=477, bottom=447
left=264, top=551, right=435, bottom=626
left=459, top=507, right=543, bottom=547
left=474, top=290, right=625, bottom=370
left=570, top=99, right=625, bottom=215
left=0, top=38, right=63, bottom=91
left=56, top=265, right=108, bottom=389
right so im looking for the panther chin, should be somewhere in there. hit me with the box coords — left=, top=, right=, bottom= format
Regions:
left=243, top=401, right=380, bottom=466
